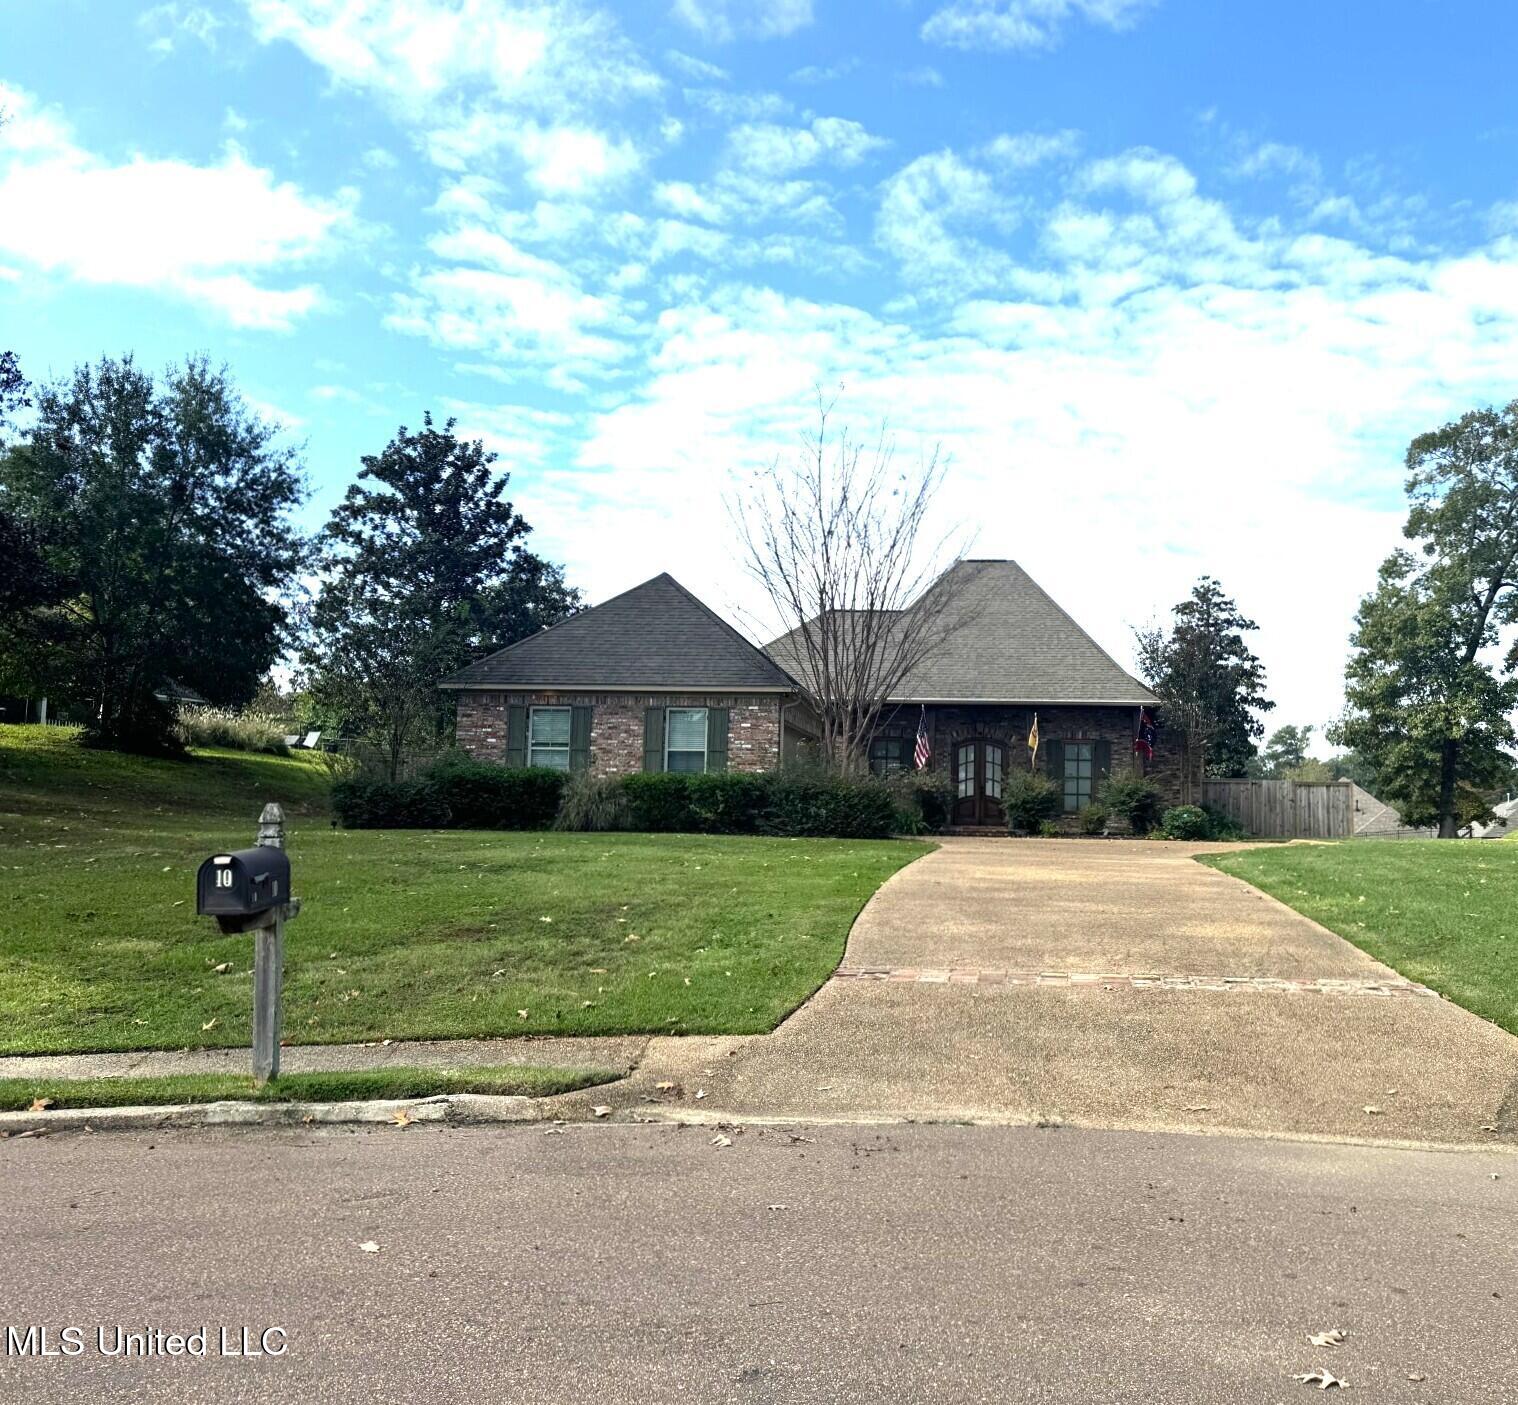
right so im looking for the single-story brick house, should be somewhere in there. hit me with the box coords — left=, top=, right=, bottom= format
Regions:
left=442, top=559, right=1181, bottom=823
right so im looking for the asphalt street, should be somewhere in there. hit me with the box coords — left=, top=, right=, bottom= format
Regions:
left=2, top=1121, right=1514, bottom=1403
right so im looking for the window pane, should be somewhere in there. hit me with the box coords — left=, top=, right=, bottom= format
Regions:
left=530, top=708, right=571, bottom=746
left=529, top=747, right=571, bottom=770
left=667, top=708, right=707, bottom=751
left=666, top=749, right=705, bottom=773
left=956, top=744, right=974, bottom=798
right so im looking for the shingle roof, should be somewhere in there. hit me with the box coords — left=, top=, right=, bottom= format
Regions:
left=441, top=573, right=798, bottom=691
left=766, top=559, right=1156, bottom=706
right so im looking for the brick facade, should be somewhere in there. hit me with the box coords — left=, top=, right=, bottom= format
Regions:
left=871, top=702, right=1183, bottom=821
left=455, top=691, right=788, bottom=776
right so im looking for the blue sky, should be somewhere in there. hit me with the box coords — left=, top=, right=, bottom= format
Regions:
left=3, top=0, right=1517, bottom=738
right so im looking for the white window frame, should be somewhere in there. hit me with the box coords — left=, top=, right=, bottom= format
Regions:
left=528, top=705, right=572, bottom=770
left=664, top=707, right=708, bottom=774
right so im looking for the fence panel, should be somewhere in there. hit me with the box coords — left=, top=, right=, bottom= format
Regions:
left=1200, top=778, right=1353, bottom=839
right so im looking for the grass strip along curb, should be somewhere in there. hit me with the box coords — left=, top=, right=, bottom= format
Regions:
left=0, top=1063, right=614, bottom=1112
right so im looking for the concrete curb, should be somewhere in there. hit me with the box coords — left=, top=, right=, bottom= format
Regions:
left=0, top=1092, right=541, bottom=1135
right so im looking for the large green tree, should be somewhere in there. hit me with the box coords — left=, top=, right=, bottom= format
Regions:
left=1330, top=400, right=1518, bottom=835
left=0, top=356, right=306, bottom=752
left=300, top=414, right=580, bottom=777
left=1135, top=576, right=1274, bottom=793
left=1253, top=723, right=1314, bottom=777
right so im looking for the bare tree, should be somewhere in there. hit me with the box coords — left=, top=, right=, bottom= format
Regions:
left=734, top=395, right=975, bottom=772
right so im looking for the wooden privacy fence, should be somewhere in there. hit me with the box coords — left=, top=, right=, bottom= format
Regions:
left=1200, top=778, right=1354, bottom=840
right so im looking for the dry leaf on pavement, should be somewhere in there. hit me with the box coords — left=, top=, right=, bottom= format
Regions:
left=592, top=1105, right=611, bottom=1118
left=1293, top=1367, right=1347, bottom=1389
left=1308, top=1329, right=1346, bottom=1347
left=711, top=1134, right=732, bottom=1148
left=1362, top=1105, right=1382, bottom=1115
left=390, top=1109, right=413, bottom=1128
left=358, top=1241, right=380, bottom=1254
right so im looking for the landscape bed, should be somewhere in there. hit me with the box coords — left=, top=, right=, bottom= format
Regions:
left=1202, top=840, right=1518, bottom=1036
left=0, top=726, right=929, bottom=1055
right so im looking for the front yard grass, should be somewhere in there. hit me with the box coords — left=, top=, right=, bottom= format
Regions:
left=1202, top=841, right=1518, bottom=1036
left=0, top=725, right=929, bottom=1054
left=0, top=1064, right=612, bottom=1111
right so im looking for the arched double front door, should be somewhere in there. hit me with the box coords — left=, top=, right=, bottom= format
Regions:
left=952, top=738, right=1007, bottom=825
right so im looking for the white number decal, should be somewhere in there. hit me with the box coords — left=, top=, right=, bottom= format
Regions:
left=216, top=869, right=233, bottom=889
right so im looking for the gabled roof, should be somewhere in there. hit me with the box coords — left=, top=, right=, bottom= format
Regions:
left=441, top=573, right=798, bottom=692
left=766, top=559, right=1156, bottom=706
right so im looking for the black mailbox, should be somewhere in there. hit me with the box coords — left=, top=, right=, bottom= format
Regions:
left=197, top=848, right=291, bottom=930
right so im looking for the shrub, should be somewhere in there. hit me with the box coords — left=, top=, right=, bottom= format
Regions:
left=621, top=772, right=699, bottom=832
left=554, top=772, right=631, bottom=832
left=1078, top=803, right=1108, bottom=835
left=426, top=759, right=566, bottom=830
left=1038, top=818, right=1061, bottom=838
left=1202, top=805, right=1248, bottom=841
left=331, top=776, right=451, bottom=829
left=687, top=772, right=773, bottom=834
left=763, top=772, right=899, bottom=839
left=1098, top=774, right=1164, bottom=835
left=1159, top=804, right=1211, bottom=840
left=176, top=707, right=290, bottom=756
left=886, top=770, right=956, bottom=834
left=1004, top=773, right=1061, bottom=834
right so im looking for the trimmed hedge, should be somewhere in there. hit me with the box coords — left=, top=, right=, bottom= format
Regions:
left=330, top=776, right=452, bottom=829
left=334, top=761, right=905, bottom=839
left=428, top=760, right=567, bottom=830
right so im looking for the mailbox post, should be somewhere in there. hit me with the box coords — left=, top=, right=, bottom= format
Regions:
left=196, top=803, right=300, bottom=1087
left=252, top=803, right=290, bottom=1085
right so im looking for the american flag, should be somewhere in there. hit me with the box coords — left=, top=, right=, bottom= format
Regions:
left=913, top=706, right=931, bottom=770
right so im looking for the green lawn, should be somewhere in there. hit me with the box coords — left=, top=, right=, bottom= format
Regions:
left=0, top=725, right=928, bottom=1055
left=0, top=1064, right=611, bottom=1111
left=1202, top=841, right=1518, bottom=1036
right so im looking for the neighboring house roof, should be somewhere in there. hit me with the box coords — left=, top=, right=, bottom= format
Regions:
left=440, top=573, right=799, bottom=692
left=1466, top=796, right=1518, bottom=840
left=1349, top=783, right=1436, bottom=839
left=766, top=559, right=1157, bottom=706
left=154, top=679, right=210, bottom=707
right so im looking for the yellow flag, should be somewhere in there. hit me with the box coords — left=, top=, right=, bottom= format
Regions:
left=1027, top=712, right=1039, bottom=764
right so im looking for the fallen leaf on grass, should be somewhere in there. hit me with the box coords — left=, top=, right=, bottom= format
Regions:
left=28, top=1097, right=53, bottom=1112
left=1293, top=1367, right=1347, bottom=1389
left=1308, top=1329, right=1346, bottom=1347
left=390, top=1109, right=413, bottom=1128
left=359, top=1241, right=380, bottom=1254
left=201, top=1019, right=218, bottom=1032
left=592, top=1106, right=611, bottom=1118
left=517, top=1009, right=529, bottom=1019
left=212, top=962, right=232, bottom=975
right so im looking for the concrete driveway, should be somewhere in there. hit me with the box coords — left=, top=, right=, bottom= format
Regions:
left=577, top=839, right=1518, bottom=1145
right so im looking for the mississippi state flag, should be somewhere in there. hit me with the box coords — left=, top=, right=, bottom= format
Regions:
left=913, top=707, right=931, bottom=770
left=1134, top=708, right=1157, bottom=761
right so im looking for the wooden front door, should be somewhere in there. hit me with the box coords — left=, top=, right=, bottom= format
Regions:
left=952, top=739, right=1007, bottom=825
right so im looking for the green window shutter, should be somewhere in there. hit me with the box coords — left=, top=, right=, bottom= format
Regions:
left=1043, top=738, right=1064, bottom=784
left=643, top=707, right=666, bottom=773
left=570, top=706, right=593, bottom=773
left=505, top=705, right=527, bottom=767
left=1093, top=739, right=1112, bottom=794
left=706, top=707, right=729, bottom=772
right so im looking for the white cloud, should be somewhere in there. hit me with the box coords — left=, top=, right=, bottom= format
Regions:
left=139, top=2, right=223, bottom=54
left=243, top=0, right=660, bottom=179
left=0, top=81, right=349, bottom=329
left=728, top=116, right=887, bottom=176
left=790, top=57, right=860, bottom=84
left=556, top=150, right=1518, bottom=734
left=922, top=0, right=1155, bottom=51
left=669, top=0, right=814, bottom=43
left=980, top=129, right=1081, bottom=168
left=665, top=49, right=729, bottom=82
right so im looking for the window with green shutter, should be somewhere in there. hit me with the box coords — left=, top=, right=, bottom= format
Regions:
left=527, top=706, right=571, bottom=769
left=665, top=707, right=708, bottom=773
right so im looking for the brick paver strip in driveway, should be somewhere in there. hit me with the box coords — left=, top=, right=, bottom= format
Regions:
left=570, top=838, right=1518, bottom=1145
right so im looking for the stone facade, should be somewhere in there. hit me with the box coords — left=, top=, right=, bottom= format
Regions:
left=455, top=690, right=788, bottom=776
